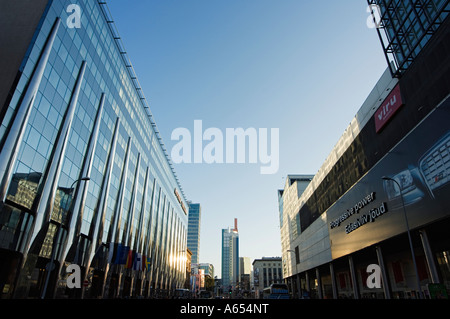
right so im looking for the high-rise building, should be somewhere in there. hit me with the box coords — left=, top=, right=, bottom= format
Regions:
left=221, top=218, right=239, bottom=290
left=0, top=0, right=189, bottom=299
left=187, top=202, right=201, bottom=264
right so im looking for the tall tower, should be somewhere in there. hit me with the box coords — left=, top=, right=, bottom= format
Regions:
left=221, top=219, right=239, bottom=291
left=187, top=202, right=201, bottom=264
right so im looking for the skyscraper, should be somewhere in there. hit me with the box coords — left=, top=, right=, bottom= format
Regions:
left=0, top=0, right=188, bottom=299
left=221, top=218, right=239, bottom=290
left=187, top=202, right=201, bottom=264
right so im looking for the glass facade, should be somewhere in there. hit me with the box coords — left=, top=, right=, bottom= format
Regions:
left=280, top=1, right=450, bottom=299
left=187, top=202, right=201, bottom=264
left=368, top=0, right=450, bottom=76
left=0, top=0, right=188, bottom=299
left=221, top=226, right=239, bottom=290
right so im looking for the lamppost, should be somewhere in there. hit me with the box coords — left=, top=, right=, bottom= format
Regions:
left=41, top=176, right=90, bottom=299
left=382, top=176, right=422, bottom=299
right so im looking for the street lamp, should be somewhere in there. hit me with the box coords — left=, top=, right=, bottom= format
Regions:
left=381, top=176, right=422, bottom=299
left=41, top=176, right=90, bottom=299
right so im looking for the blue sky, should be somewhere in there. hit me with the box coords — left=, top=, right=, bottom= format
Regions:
left=106, top=0, right=388, bottom=277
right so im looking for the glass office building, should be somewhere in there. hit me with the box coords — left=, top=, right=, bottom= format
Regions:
left=221, top=220, right=239, bottom=291
left=187, top=202, right=201, bottom=264
left=0, top=0, right=188, bottom=299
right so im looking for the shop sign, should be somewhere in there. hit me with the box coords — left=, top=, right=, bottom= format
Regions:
left=174, top=188, right=188, bottom=215
left=329, top=192, right=388, bottom=235
left=375, top=84, right=404, bottom=133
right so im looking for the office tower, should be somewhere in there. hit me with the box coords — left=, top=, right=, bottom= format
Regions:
left=0, top=0, right=188, bottom=299
left=187, top=202, right=201, bottom=264
left=221, top=218, right=239, bottom=290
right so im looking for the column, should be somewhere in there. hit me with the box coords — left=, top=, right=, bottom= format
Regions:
left=419, top=229, right=440, bottom=283
left=28, top=60, right=87, bottom=252
left=305, top=270, right=310, bottom=295
left=348, top=256, right=359, bottom=299
left=111, top=137, right=132, bottom=244
left=0, top=18, right=61, bottom=203
left=316, top=267, right=323, bottom=299
left=83, top=117, right=120, bottom=298
left=329, top=262, right=338, bottom=299
left=123, top=153, right=141, bottom=248
left=375, top=245, right=391, bottom=299
left=61, top=93, right=105, bottom=266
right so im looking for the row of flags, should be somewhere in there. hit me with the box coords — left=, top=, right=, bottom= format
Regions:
left=108, top=243, right=151, bottom=271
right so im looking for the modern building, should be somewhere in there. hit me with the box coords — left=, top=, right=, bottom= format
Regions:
left=190, top=264, right=204, bottom=296
left=184, top=248, right=193, bottom=290
left=190, top=262, right=214, bottom=295
left=221, top=218, right=239, bottom=290
left=187, top=202, right=201, bottom=264
left=239, top=257, right=252, bottom=291
left=368, top=0, right=450, bottom=77
left=0, top=0, right=189, bottom=299
left=198, top=262, right=214, bottom=279
left=278, top=175, right=314, bottom=274
left=239, top=257, right=251, bottom=279
left=280, top=0, right=450, bottom=299
left=252, top=257, right=283, bottom=299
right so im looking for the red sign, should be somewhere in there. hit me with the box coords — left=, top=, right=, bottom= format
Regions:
left=375, top=84, right=404, bottom=133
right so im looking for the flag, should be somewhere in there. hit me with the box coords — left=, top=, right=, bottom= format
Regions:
left=108, top=243, right=117, bottom=264
left=125, top=249, right=134, bottom=269
left=115, top=245, right=130, bottom=265
left=113, top=244, right=123, bottom=265
left=145, top=256, right=151, bottom=272
left=133, top=253, right=142, bottom=271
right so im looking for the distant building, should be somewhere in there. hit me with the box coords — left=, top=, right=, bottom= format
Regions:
left=198, top=263, right=215, bottom=279
left=221, top=218, right=239, bottom=290
left=187, top=202, right=201, bottom=264
left=240, top=257, right=252, bottom=278
left=252, top=257, right=283, bottom=298
left=239, top=257, right=252, bottom=290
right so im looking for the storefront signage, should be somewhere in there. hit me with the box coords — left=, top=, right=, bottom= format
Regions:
left=329, top=192, right=388, bottom=234
left=174, top=188, right=188, bottom=215
left=375, top=84, right=404, bottom=133
left=345, top=202, right=387, bottom=234
left=327, top=96, right=450, bottom=260
left=329, top=192, right=376, bottom=229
